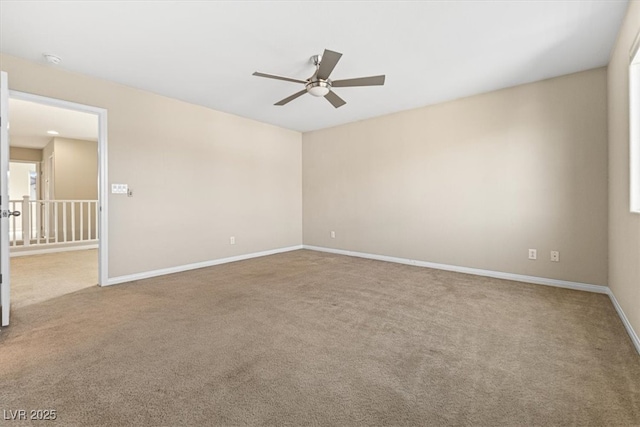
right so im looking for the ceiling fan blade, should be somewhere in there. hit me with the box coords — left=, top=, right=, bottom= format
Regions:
left=253, top=72, right=307, bottom=84
left=317, top=49, right=343, bottom=80
left=325, top=91, right=346, bottom=108
left=275, top=89, right=308, bottom=106
left=331, top=75, right=386, bottom=88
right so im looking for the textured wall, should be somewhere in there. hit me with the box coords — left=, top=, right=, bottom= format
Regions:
left=608, top=2, right=640, bottom=340
left=1, top=54, right=303, bottom=278
left=51, top=137, right=97, bottom=200
left=304, top=68, right=608, bottom=286
left=9, top=146, right=42, bottom=162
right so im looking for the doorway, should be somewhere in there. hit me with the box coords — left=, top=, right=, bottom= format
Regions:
left=4, top=90, right=108, bottom=317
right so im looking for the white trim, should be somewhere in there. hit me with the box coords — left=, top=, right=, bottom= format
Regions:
left=630, top=28, right=640, bottom=61
left=9, top=90, right=108, bottom=286
left=303, top=245, right=608, bottom=293
left=105, top=245, right=303, bottom=286
left=98, top=108, right=108, bottom=287
left=10, top=243, right=98, bottom=257
left=630, top=47, right=640, bottom=213
left=607, top=290, right=640, bottom=355
left=1, top=71, right=10, bottom=326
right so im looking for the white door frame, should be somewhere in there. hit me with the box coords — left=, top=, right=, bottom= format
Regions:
left=1, top=71, right=10, bottom=326
left=9, top=90, right=109, bottom=286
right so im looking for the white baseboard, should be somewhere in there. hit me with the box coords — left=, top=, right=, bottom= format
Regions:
left=607, top=290, right=640, bottom=355
left=105, top=245, right=303, bottom=286
left=10, top=243, right=98, bottom=257
left=303, top=245, right=640, bottom=355
left=303, top=245, right=608, bottom=293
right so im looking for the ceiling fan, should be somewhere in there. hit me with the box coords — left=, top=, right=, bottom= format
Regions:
left=252, top=49, right=385, bottom=108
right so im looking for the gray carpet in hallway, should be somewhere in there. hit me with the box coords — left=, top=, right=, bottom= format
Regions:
left=1, top=249, right=639, bottom=426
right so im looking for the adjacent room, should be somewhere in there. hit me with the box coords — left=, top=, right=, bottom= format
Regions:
left=7, top=98, right=99, bottom=308
left=0, top=1, right=639, bottom=426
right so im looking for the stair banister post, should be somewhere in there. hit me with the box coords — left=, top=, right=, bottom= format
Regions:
left=22, top=195, right=31, bottom=246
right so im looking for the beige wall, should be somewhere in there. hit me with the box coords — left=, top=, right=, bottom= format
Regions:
left=303, top=68, right=608, bottom=286
left=608, top=2, right=640, bottom=339
left=51, top=137, right=98, bottom=200
left=0, top=53, right=303, bottom=278
left=0, top=52, right=612, bottom=288
left=9, top=146, right=42, bottom=162
left=40, top=137, right=98, bottom=241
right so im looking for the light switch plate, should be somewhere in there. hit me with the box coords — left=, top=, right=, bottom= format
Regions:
left=111, top=183, right=128, bottom=194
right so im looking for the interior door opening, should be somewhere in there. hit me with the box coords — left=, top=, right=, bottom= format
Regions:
left=0, top=83, right=108, bottom=327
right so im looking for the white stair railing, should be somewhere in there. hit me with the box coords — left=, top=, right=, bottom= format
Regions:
left=9, top=197, right=99, bottom=247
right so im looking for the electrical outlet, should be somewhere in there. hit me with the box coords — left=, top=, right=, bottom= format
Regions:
left=230, top=236, right=235, bottom=245
left=551, top=251, right=560, bottom=262
left=528, top=249, right=537, bottom=260
left=330, top=231, right=336, bottom=238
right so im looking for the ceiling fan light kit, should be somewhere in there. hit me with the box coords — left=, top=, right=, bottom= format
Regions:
left=253, top=48, right=385, bottom=108
left=306, top=80, right=331, bottom=97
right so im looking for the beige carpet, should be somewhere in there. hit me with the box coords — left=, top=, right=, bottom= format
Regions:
left=1, top=249, right=638, bottom=426
left=9, top=249, right=98, bottom=308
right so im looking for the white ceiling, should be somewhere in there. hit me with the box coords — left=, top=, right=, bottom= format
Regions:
left=8, top=99, right=98, bottom=149
left=0, top=1, right=629, bottom=132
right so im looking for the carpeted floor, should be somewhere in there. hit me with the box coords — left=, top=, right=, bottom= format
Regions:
left=10, top=249, right=98, bottom=308
left=1, top=249, right=639, bottom=426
